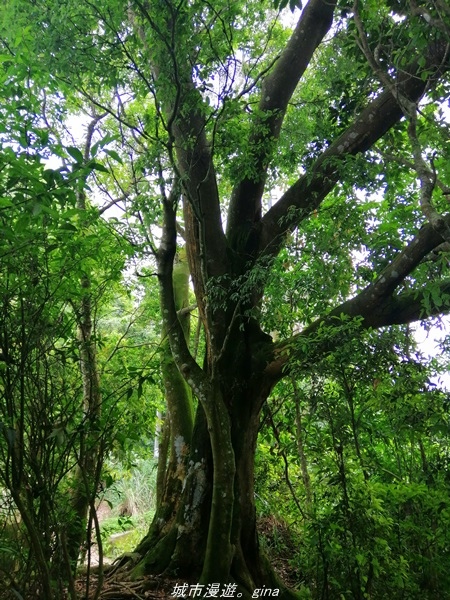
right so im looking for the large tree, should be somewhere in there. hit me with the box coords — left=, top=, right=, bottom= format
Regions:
left=2, top=0, right=450, bottom=596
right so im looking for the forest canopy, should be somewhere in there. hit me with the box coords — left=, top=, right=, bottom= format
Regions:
left=1, top=1, right=450, bottom=599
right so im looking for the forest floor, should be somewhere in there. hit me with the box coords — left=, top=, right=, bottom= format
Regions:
left=75, top=569, right=179, bottom=599
left=74, top=514, right=300, bottom=600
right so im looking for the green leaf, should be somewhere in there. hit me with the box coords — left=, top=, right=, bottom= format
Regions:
left=66, top=146, right=84, bottom=163
left=32, top=202, right=43, bottom=216
left=90, top=133, right=117, bottom=157
left=59, top=222, right=77, bottom=231
left=104, top=149, right=123, bottom=164
left=273, top=0, right=302, bottom=11
left=89, top=161, right=109, bottom=173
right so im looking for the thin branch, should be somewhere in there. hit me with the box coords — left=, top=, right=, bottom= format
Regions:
left=264, top=402, right=308, bottom=520
left=354, top=1, right=450, bottom=240
left=407, top=112, right=450, bottom=240
left=410, top=0, right=450, bottom=35
left=377, top=150, right=450, bottom=197
left=83, top=111, right=107, bottom=162
left=157, top=179, right=208, bottom=392
left=98, top=195, right=128, bottom=216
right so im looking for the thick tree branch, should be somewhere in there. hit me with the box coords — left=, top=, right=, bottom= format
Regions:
left=266, top=217, right=450, bottom=380
left=168, top=74, right=227, bottom=273
left=364, top=279, right=450, bottom=326
left=266, top=279, right=450, bottom=382
left=357, top=216, right=450, bottom=302
left=258, top=39, right=450, bottom=257
left=227, top=0, right=337, bottom=245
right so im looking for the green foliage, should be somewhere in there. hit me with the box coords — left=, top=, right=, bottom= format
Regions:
left=273, top=0, right=302, bottom=13
left=95, top=285, right=164, bottom=463
left=0, top=68, right=138, bottom=597
left=1, top=0, right=450, bottom=595
left=98, top=457, right=157, bottom=559
left=102, top=456, right=157, bottom=517
left=256, top=329, right=450, bottom=599
left=0, top=149, right=85, bottom=595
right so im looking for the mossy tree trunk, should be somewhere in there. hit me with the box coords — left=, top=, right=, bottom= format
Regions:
left=141, top=252, right=194, bottom=551
left=133, top=357, right=281, bottom=596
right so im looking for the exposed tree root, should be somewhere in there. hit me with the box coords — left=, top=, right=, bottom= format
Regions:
left=76, top=570, right=177, bottom=599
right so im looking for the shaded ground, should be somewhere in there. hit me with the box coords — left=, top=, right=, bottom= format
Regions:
left=76, top=571, right=179, bottom=600
left=0, top=505, right=299, bottom=599
left=75, top=514, right=301, bottom=600
left=76, top=500, right=198, bottom=599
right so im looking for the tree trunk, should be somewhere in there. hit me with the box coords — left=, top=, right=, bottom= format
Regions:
left=119, top=188, right=301, bottom=597
left=66, top=277, right=103, bottom=572
left=66, top=119, right=105, bottom=571
left=128, top=324, right=299, bottom=598
left=131, top=252, right=195, bottom=568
